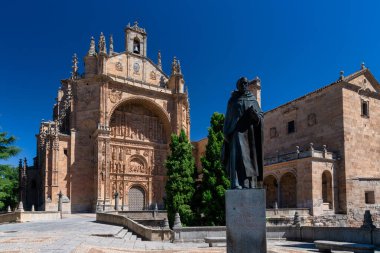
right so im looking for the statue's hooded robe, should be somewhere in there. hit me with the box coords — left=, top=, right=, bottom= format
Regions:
left=222, top=89, right=264, bottom=188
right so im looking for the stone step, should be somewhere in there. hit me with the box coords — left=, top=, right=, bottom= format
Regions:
left=115, top=229, right=129, bottom=239
left=130, top=234, right=137, bottom=241
left=124, top=231, right=133, bottom=240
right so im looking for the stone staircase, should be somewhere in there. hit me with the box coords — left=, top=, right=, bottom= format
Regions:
left=114, top=228, right=142, bottom=242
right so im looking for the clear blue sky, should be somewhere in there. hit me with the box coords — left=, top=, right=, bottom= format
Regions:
left=1, top=0, right=379, bottom=166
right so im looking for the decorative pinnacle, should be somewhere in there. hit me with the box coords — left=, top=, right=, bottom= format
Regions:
left=109, top=35, right=114, bottom=56
left=361, top=62, right=366, bottom=70
left=171, top=56, right=177, bottom=75
left=88, top=36, right=96, bottom=56
left=71, top=53, right=78, bottom=79
left=177, top=60, right=182, bottom=74
left=99, top=32, right=107, bottom=54
left=339, top=70, right=344, bottom=80
left=157, top=50, right=162, bottom=70
left=171, top=56, right=182, bottom=75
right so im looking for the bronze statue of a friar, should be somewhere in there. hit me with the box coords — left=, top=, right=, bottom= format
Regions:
left=222, top=77, right=264, bottom=189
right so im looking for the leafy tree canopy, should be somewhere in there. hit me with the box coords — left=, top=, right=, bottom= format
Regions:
left=0, top=165, right=19, bottom=210
left=0, top=132, right=20, bottom=160
left=0, top=131, right=20, bottom=211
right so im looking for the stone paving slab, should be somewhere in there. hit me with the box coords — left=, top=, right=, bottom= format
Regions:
left=1, top=214, right=376, bottom=253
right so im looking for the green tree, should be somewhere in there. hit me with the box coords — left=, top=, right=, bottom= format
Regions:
left=0, top=165, right=19, bottom=210
left=199, top=112, right=230, bottom=225
left=0, top=132, right=20, bottom=159
left=165, top=129, right=195, bottom=227
left=0, top=132, right=20, bottom=210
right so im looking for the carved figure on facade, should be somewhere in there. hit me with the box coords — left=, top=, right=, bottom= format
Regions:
left=112, top=181, right=117, bottom=195
left=129, top=158, right=146, bottom=174
left=109, top=89, right=122, bottom=103
left=99, top=32, right=106, bottom=54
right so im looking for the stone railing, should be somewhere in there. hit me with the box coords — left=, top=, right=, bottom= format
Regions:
left=96, top=212, right=172, bottom=241
left=266, top=208, right=310, bottom=217
left=172, top=226, right=226, bottom=242
left=264, top=143, right=336, bottom=166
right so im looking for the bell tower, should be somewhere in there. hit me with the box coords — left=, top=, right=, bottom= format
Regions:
left=125, top=21, right=147, bottom=57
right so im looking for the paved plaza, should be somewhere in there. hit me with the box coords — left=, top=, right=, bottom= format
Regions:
left=0, top=214, right=360, bottom=253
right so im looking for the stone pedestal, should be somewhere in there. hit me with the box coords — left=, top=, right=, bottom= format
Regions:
left=226, top=189, right=267, bottom=253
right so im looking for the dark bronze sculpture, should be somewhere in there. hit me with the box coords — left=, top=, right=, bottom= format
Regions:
left=222, top=77, right=264, bottom=189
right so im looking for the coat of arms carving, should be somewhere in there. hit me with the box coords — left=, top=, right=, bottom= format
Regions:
left=83, top=89, right=94, bottom=105
left=115, top=62, right=123, bottom=71
left=109, top=89, right=122, bottom=103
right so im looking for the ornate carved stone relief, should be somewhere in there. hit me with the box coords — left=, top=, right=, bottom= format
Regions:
left=110, top=103, right=166, bottom=143
left=128, top=158, right=147, bottom=174
left=115, top=62, right=123, bottom=72
left=109, top=89, right=122, bottom=103
left=150, top=71, right=156, bottom=80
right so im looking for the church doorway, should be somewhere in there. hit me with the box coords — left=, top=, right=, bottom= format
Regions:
left=128, top=186, right=145, bottom=210
left=264, top=175, right=278, bottom=208
left=280, top=172, right=297, bottom=208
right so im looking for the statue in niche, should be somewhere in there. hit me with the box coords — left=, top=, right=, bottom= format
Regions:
left=222, top=77, right=264, bottom=189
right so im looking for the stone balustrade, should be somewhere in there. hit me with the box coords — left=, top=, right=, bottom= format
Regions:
left=264, top=144, right=336, bottom=166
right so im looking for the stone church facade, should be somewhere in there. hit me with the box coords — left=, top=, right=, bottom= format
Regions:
left=23, top=23, right=380, bottom=225
left=28, top=23, right=190, bottom=213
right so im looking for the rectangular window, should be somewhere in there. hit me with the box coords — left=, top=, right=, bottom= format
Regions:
left=64, top=149, right=68, bottom=156
left=361, top=100, right=369, bottom=117
left=365, top=191, right=375, bottom=204
left=287, top=120, right=295, bottom=134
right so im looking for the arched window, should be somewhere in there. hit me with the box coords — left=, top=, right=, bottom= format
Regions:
left=322, top=171, right=333, bottom=209
left=133, top=37, right=140, bottom=54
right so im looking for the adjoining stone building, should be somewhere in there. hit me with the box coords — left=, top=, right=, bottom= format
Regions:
left=262, top=66, right=380, bottom=225
left=191, top=65, right=380, bottom=226
left=25, top=22, right=190, bottom=213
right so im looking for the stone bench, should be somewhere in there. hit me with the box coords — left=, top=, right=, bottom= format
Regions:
left=204, top=237, right=226, bottom=247
left=314, top=240, right=374, bottom=253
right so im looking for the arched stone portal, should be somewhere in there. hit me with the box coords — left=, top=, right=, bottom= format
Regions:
left=264, top=175, right=278, bottom=208
left=99, top=98, right=170, bottom=211
left=280, top=172, right=297, bottom=208
left=109, top=101, right=167, bottom=144
left=128, top=186, right=145, bottom=210
left=322, top=171, right=333, bottom=209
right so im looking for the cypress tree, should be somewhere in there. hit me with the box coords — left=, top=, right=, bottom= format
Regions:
left=165, top=129, right=195, bottom=227
left=199, top=112, right=230, bottom=225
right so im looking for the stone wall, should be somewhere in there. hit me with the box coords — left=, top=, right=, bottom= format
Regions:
left=342, top=86, right=380, bottom=219
left=0, top=211, right=60, bottom=223
left=96, top=212, right=172, bottom=241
